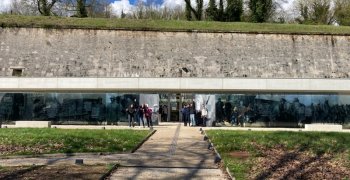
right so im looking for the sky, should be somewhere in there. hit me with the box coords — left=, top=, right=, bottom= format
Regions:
left=0, top=0, right=295, bottom=16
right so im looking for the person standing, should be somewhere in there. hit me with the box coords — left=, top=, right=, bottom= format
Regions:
left=189, top=104, right=196, bottom=126
left=201, top=104, right=208, bottom=127
left=163, top=105, right=168, bottom=122
left=126, top=104, right=135, bottom=127
left=181, top=104, right=187, bottom=126
left=216, top=98, right=224, bottom=123
left=133, top=99, right=139, bottom=125
left=224, top=101, right=232, bottom=122
left=158, top=105, right=163, bottom=122
left=182, top=104, right=190, bottom=126
left=144, top=104, right=153, bottom=128
left=231, top=107, right=239, bottom=126
left=138, top=104, right=145, bottom=128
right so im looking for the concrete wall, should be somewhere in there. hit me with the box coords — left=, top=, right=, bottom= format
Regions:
left=1, top=78, right=350, bottom=93
left=1, top=28, right=350, bottom=79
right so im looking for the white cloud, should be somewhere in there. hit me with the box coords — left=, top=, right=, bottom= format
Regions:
left=282, top=0, right=295, bottom=11
left=110, top=0, right=135, bottom=17
left=0, top=0, right=13, bottom=13
left=161, top=0, right=211, bottom=9
left=161, top=0, right=185, bottom=9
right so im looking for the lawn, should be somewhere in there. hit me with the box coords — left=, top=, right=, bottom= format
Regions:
left=0, top=128, right=150, bottom=156
left=1, top=15, right=350, bottom=35
left=206, top=130, right=350, bottom=180
left=0, top=164, right=112, bottom=180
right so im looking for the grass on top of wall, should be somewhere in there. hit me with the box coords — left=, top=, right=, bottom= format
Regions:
left=1, top=15, right=350, bottom=35
left=206, top=130, right=350, bottom=180
left=0, top=128, right=150, bottom=156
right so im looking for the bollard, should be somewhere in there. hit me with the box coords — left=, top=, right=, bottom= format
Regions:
left=199, top=128, right=202, bottom=131
left=102, top=126, right=106, bottom=130
left=214, top=154, right=221, bottom=163
left=203, top=135, right=208, bottom=141
left=208, top=143, right=213, bottom=150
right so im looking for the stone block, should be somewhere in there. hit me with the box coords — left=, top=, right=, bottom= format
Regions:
left=15, top=121, right=51, bottom=128
left=304, top=124, right=342, bottom=132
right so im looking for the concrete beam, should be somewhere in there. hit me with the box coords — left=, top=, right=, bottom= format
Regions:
left=0, top=78, right=350, bottom=93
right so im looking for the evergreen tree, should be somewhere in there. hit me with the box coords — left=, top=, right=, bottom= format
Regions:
left=226, top=0, right=243, bottom=21
left=206, top=0, right=218, bottom=20
left=249, top=0, right=275, bottom=22
left=218, top=0, right=224, bottom=21
left=76, top=0, right=88, bottom=17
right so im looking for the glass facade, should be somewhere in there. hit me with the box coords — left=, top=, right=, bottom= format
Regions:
left=1, top=92, right=349, bottom=128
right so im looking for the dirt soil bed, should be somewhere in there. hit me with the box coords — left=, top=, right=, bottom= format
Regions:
left=248, top=147, right=350, bottom=180
left=0, top=165, right=109, bottom=180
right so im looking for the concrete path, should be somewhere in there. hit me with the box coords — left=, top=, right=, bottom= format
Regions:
left=0, top=123, right=228, bottom=179
left=109, top=123, right=227, bottom=179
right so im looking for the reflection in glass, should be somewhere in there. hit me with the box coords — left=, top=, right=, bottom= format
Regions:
left=0, top=92, right=349, bottom=128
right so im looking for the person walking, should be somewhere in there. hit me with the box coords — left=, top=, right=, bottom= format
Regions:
left=126, top=104, right=135, bottom=127
left=144, top=104, right=153, bottom=128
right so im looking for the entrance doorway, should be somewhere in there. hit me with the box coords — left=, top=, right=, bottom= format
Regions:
left=159, top=93, right=194, bottom=122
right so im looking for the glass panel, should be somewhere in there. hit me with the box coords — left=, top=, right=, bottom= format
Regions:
left=214, top=93, right=349, bottom=127
left=0, top=92, right=349, bottom=128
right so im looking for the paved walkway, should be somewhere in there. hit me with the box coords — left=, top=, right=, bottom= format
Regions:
left=0, top=123, right=228, bottom=179
left=109, top=123, right=227, bottom=179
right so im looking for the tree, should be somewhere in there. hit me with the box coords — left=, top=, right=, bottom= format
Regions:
left=185, top=2, right=192, bottom=20
left=184, top=0, right=204, bottom=21
left=76, top=0, right=87, bottom=17
left=334, top=0, right=350, bottom=26
left=218, top=0, right=224, bottom=21
left=205, top=0, right=243, bottom=22
left=248, top=0, right=275, bottom=22
left=295, top=0, right=333, bottom=25
left=206, top=0, right=218, bottom=20
left=226, top=0, right=243, bottom=21
left=37, top=0, right=59, bottom=16
left=10, top=0, right=38, bottom=15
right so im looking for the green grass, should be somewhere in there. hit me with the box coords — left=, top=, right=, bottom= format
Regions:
left=206, top=130, right=350, bottom=180
left=1, top=15, right=350, bottom=35
left=0, top=128, right=150, bottom=156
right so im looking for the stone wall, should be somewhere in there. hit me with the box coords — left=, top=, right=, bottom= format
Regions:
left=0, top=27, right=350, bottom=78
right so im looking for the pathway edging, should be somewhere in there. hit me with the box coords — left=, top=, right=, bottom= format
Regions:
left=131, top=129, right=157, bottom=153
left=203, top=129, right=234, bottom=180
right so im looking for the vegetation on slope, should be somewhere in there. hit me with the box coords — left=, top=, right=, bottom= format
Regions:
left=1, top=15, right=350, bottom=35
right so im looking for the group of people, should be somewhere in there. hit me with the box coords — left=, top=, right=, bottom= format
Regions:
left=216, top=98, right=255, bottom=126
left=126, top=99, right=153, bottom=128
left=181, top=103, right=208, bottom=127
